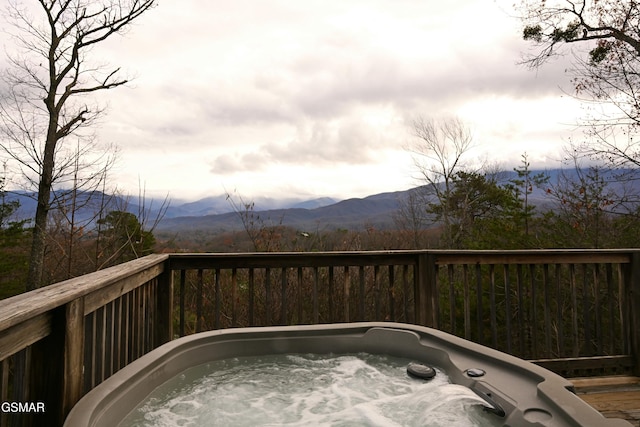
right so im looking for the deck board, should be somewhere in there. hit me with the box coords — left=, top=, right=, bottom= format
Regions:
left=571, top=376, right=640, bottom=426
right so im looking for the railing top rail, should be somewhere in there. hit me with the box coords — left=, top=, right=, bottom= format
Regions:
left=0, top=254, right=168, bottom=332
left=167, top=249, right=640, bottom=269
left=167, top=250, right=423, bottom=269
left=430, top=250, right=637, bottom=265
left=2, top=249, right=637, bottom=333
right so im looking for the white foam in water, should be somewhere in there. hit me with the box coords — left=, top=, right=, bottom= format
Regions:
left=119, top=353, right=502, bottom=427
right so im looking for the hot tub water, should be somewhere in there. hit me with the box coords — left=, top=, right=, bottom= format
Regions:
left=119, top=353, right=501, bottom=427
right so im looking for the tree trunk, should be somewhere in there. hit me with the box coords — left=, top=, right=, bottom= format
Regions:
left=26, top=121, right=57, bottom=290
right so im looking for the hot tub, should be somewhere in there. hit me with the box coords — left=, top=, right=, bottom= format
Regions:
left=64, top=322, right=631, bottom=426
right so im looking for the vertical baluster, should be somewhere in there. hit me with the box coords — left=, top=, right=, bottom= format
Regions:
left=516, top=264, right=526, bottom=357
left=297, top=267, right=303, bottom=324
left=196, top=269, right=204, bottom=333
left=11, top=348, right=30, bottom=406
left=617, top=264, right=628, bottom=355
left=153, top=279, right=157, bottom=348
left=156, top=269, right=174, bottom=347
left=138, top=285, right=144, bottom=357
left=569, top=264, right=580, bottom=357
left=141, top=283, right=151, bottom=355
left=374, top=265, right=380, bottom=321
left=96, top=306, right=105, bottom=385
left=582, top=264, right=592, bottom=356
left=144, top=282, right=150, bottom=353
left=123, top=292, right=130, bottom=365
left=463, top=264, right=471, bottom=340
left=448, top=264, right=455, bottom=334
left=313, top=267, right=319, bottom=324
left=281, top=267, right=287, bottom=325
left=555, top=264, right=565, bottom=357
left=489, top=264, right=497, bottom=349
left=402, top=265, right=409, bottom=323
left=593, top=264, right=602, bottom=355
left=88, top=309, right=98, bottom=387
left=144, top=282, right=151, bottom=353
left=543, top=264, right=552, bottom=359
left=136, top=285, right=143, bottom=357
left=432, top=260, right=440, bottom=328
left=215, top=269, right=221, bottom=329
left=359, top=266, right=365, bottom=321
left=475, top=264, right=483, bottom=345
left=249, top=268, right=255, bottom=327
left=105, top=301, right=113, bottom=378
left=179, top=269, right=186, bottom=337
left=328, top=266, right=335, bottom=322
left=231, top=268, right=238, bottom=327
left=344, top=266, right=351, bottom=322
left=530, top=264, right=538, bottom=359
left=114, top=296, right=122, bottom=371
left=265, top=268, right=272, bottom=325
left=388, top=265, right=395, bottom=322
left=131, top=288, right=138, bottom=360
left=606, top=263, right=615, bottom=355
left=503, top=265, right=512, bottom=355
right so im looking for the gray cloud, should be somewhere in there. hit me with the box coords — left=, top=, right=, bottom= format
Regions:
left=209, top=117, right=388, bottom=174
left=2, top=0, right=582, bottom=199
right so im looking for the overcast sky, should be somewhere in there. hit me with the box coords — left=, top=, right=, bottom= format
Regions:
left=3, top=0, right=584, bottom=202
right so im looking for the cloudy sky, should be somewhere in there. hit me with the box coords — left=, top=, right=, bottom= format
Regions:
left=3, top=0, right=584, bottom=202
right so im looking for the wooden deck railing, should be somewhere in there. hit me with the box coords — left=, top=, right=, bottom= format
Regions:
left=0, top=250, right=639, bottom=426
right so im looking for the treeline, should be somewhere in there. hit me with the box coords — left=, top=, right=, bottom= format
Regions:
left=160, top=161, right=640, bottom=253
left=0, top=183, right=165, bottom=299
left=410, top=160, right=640, bottom=250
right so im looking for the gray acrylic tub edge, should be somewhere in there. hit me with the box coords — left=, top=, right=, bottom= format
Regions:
left=64, top=322, right=632, bottom=427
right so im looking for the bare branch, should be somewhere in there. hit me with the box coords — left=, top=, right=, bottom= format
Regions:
left=0, top=0, right=157, bottom=289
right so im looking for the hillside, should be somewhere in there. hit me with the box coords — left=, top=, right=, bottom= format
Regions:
left=155, top=188, right=415, bottom=233
left=7, top=167, right=638, bottom=234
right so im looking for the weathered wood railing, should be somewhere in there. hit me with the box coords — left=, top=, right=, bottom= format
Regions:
left=430, top=251, right=640, bottom=376
left=0, top=255, right=172, bottom=427
left=0, top=250, right=639, bottom=426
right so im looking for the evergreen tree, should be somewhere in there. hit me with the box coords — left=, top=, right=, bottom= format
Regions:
left=542, top=166, right=618, bottom=248
left=0, top=172, right=29, bottom=299
left=503, top=153, right=549, bottom=246
left=428, top=171, right=519, bottom=248
left=97, top=211, right=156, bottom=266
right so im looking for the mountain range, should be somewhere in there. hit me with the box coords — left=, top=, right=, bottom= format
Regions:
left=162, top=195, right=339, bottom=218
left=5, top=168, right=636, bottom=234
left=155, top=188, right=412, bottom=233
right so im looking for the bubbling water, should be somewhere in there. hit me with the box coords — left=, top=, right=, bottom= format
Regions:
left=119, top=353, right=501, bottom=427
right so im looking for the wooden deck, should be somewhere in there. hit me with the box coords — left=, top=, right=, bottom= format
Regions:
left=572, top=376, right=640, bottom=426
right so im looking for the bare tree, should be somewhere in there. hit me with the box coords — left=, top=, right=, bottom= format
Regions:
left=225, top=190, right=286, bottom=252
left=94, top=182, right=169, bottom=269
left=516, top=0, right=640, bottom=166
left=0, top=0, right=157, bottom=289
left=47, top=144, right=118, bottom=280
left=392, top=188, right=431, bottom=249
left=406, top=116, right=475, bottom=247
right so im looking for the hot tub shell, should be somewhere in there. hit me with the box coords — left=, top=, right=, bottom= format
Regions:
left=65, top=322, right=632, bottom=426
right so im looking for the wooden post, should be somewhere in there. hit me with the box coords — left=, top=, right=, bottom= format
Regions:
left=415, top=253, right=438, bottom=327
left=627, top=252, right=640, bottom=376
left=28, top=307, right=65, bottom=427
left=62, top=297, right=85, bottom=423
left=155, top=266, right=174, bottom=346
